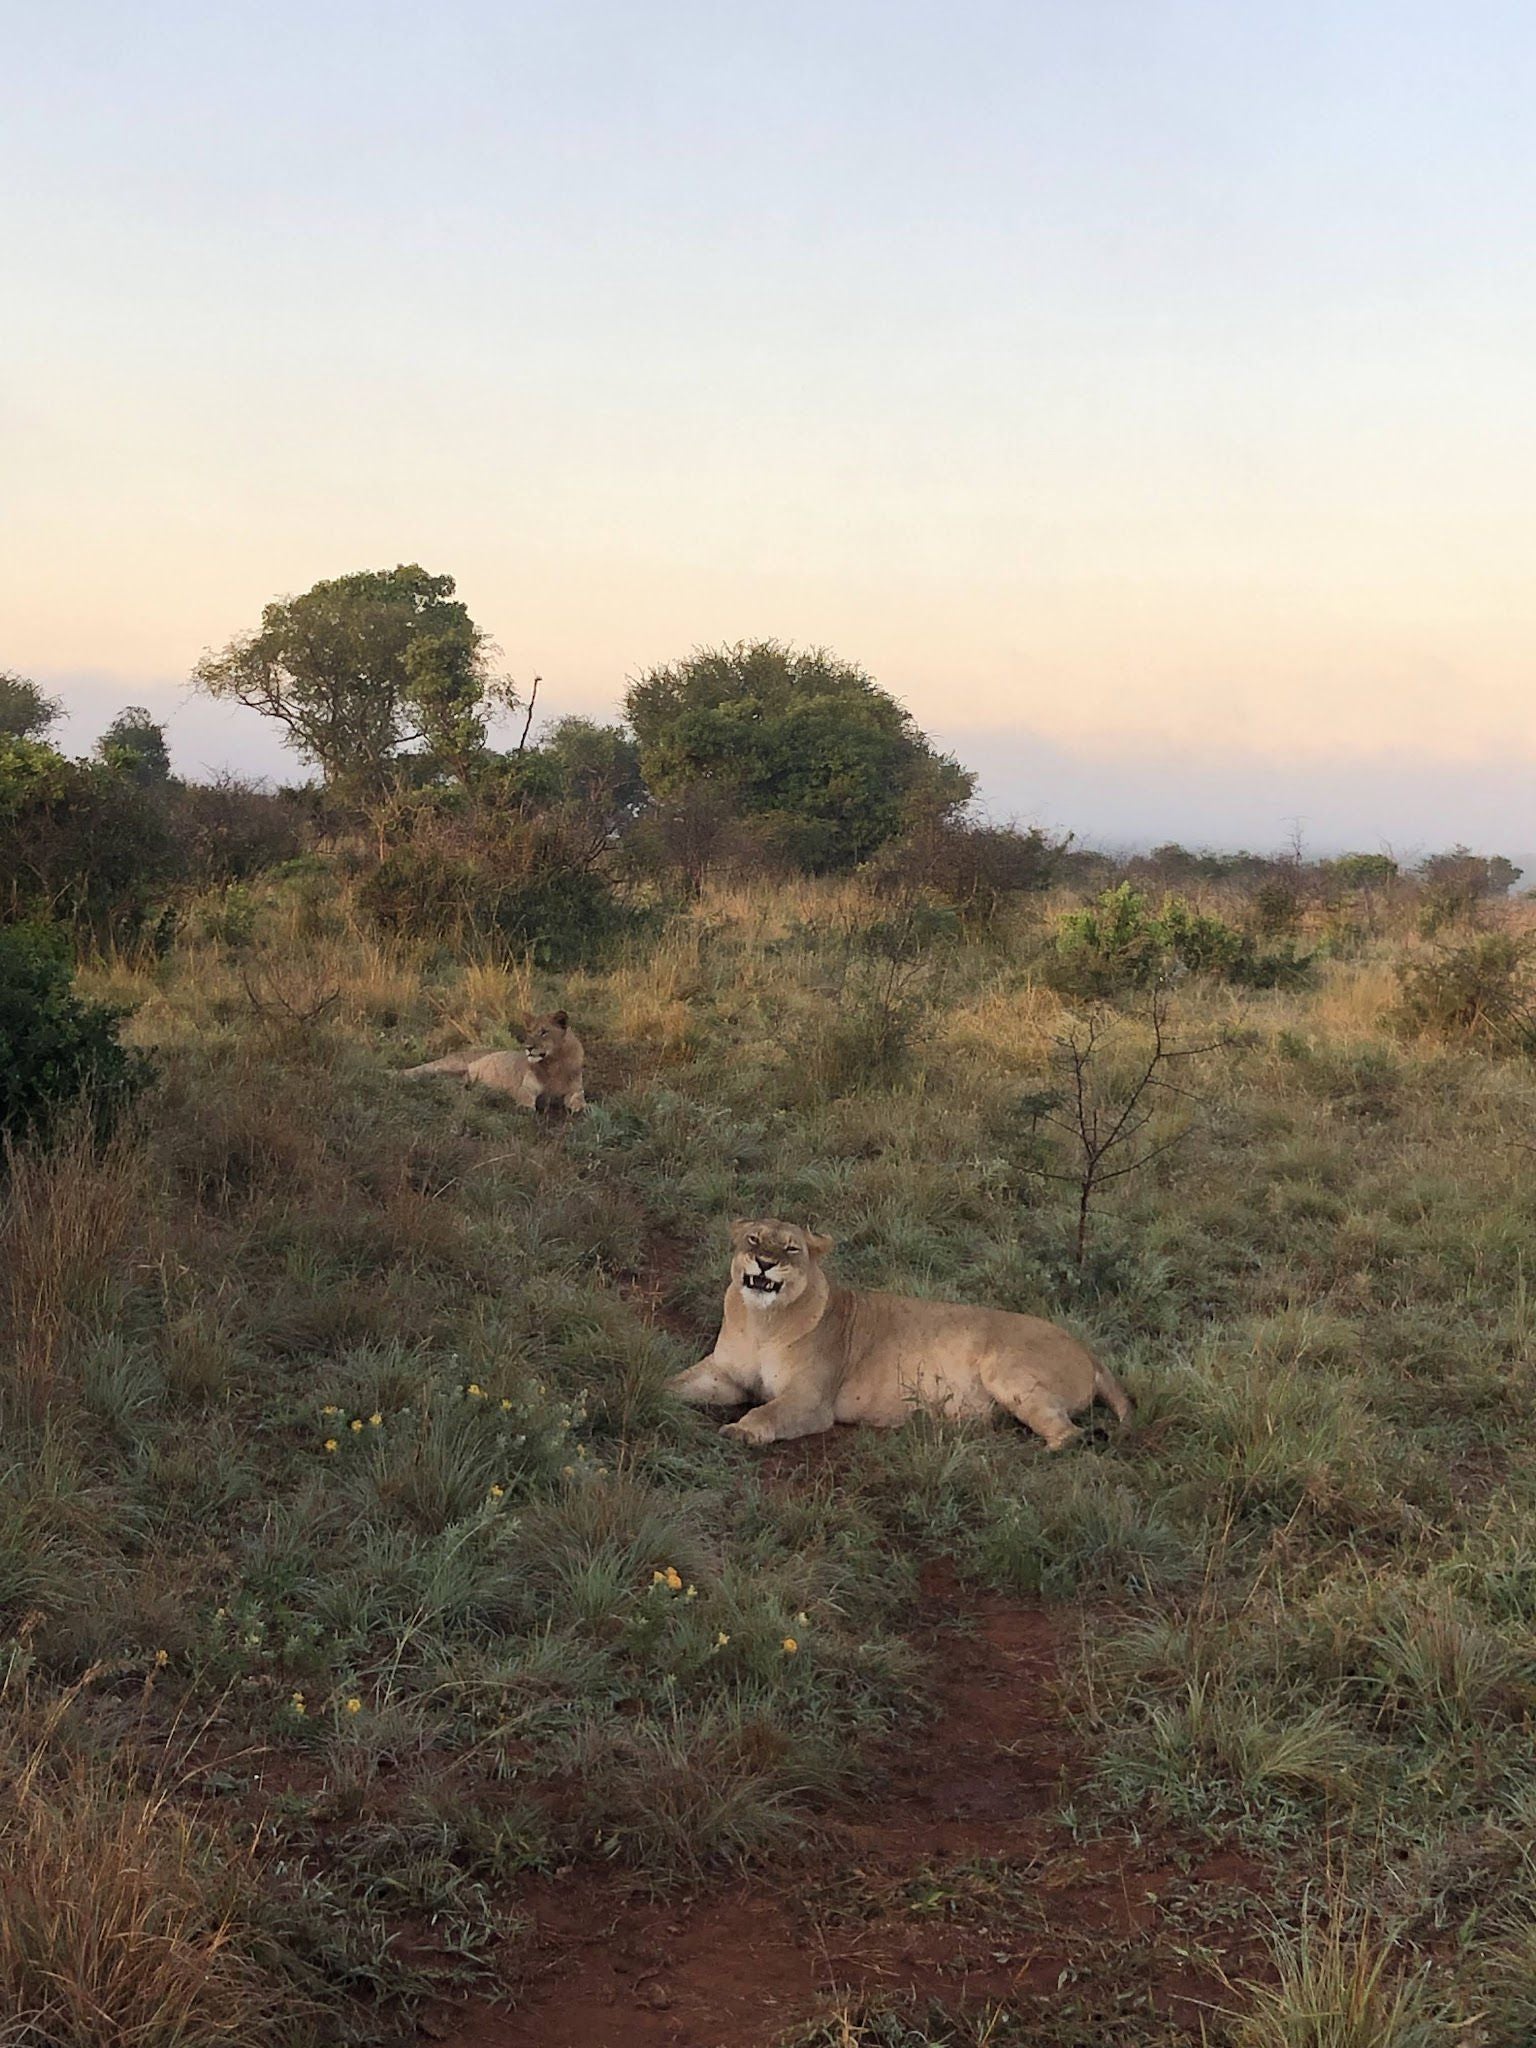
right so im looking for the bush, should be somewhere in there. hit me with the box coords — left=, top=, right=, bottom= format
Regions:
left=0, top=738, right=177, bottom=943
left=869, top=818, right=1063, bottom=927
left=1048, top=884, right=1309, bottom=997
left=166, top=776, right=309, bottom=887
left=1393, top=933, right=1536, bottom=1052
left=0, top=924, right=150, bottom=1146
left=359, top=812, right=644, bottom=968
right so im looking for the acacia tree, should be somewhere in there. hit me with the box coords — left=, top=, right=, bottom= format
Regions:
left=193, top=566, right=513, bottom=803
left=624, top=640, right=973, bottom=871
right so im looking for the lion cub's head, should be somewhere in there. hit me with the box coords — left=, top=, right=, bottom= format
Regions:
left=729, top=1218, right=833, bottom=1311
left=522, top=1011, right=574, bottom=1067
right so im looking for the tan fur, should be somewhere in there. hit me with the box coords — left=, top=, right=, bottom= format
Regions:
left=668, top=1218, right=1131, bottom=1451
left=398, top=1011, right=585, bottom=1112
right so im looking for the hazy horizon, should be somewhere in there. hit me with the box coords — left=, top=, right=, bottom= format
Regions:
left=7, top=1, right=1535, bottom=865
left=31, top=661, right=1535, bottom=873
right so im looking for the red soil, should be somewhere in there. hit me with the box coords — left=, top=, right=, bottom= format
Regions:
left=424, top=1550, right=1266, bottom=2048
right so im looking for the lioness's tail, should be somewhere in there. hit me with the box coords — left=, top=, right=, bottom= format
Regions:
left=1092, top=1359, right=1135, bottom=1426
left=398, top=1055, right=472, bottom=1080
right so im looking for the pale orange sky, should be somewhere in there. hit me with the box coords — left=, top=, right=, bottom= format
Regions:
left=7, top=1, right=1536, bottom=857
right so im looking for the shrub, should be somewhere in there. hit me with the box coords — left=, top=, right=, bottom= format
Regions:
left=359, top=811, right=643, bottom=968
left=0, top=738, right=177, bottom=942
left=1393, top=932, right=1536, bottom=1052
left=869, top=818, right=1063, bottom=927
left=0, top=924, right=150, bottom=1146
left=166, top=775, right=309, bottom=886
left=1048, top=884, right=1308, bottom=996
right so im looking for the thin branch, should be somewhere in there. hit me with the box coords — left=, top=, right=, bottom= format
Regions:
left=517, top=676, right=541, bottom=753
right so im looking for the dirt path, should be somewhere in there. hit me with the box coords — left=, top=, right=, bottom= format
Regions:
left=425, top=1557, right=1265, bottom=2048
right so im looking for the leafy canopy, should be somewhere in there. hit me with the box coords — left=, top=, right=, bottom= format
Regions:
left=193, top=565, right=511, bottom=801
left=0, top=672, right=61, bottom=742
left=624, top=640, right=973, bottom=870
left=98, top=706, right=172, bottom=787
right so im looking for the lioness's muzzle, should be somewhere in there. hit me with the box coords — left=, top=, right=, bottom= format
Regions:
left=742, top=1267, right=784, bottom=1296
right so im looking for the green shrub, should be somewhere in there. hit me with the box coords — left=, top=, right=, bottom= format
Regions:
left=0, top=924, right=151, bottom=1146
left=1048, top=884, right=1309, bottom=996
left=0, top=737, right=177, bottom=943
left=359, top=823, right=644, bottom=968
left=1393, top=932, right=1536, bottom=1052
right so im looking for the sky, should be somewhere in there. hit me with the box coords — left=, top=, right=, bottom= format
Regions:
left=4, top=0, right=1535, bottom=862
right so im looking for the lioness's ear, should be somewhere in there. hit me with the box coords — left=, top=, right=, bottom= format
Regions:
left=808, top=1231, right=834, bottom=1259
left=551, top=1010, right=568, bottom=1029
left=729, top=1217, right=752, bottom=1244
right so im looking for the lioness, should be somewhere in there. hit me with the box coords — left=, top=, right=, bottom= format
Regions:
left=668, top=1218, right=1131, bottom=1450
left=399, top=1011, right=585, bottom=1113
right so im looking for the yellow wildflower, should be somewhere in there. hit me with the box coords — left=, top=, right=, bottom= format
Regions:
left=685, top=1584, right=698, bottom=1599
left=321, top=1405, right=340, bottom=1416
left=796, top=1611, right=809, bottom=1624
left=368, top=1412, right=382, bottom=1427
left=715, top=1631, right=731, bottom=1647
left=466, top=1382, right=484, bottom=1399
left=500, top=1398, right=513, bottom=1411
left=323, top=1439, right=339, bottom=1454
left=782, top=1637, right=799, bottom=1656
left=561, top=1464, right=575, bottom=1478
left=488, top=1483, right=505, bottom=1500
left=153, top=1648, right=169, bottom=1668
left=344, top=1697, right=362, bottom=1715
left=349, top=1418, right=363, bottom=1432
left=290, top=1691, right=306, bottom=1716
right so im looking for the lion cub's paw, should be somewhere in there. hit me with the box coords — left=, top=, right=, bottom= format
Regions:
left=720, top=1413, right=776, bottom=1446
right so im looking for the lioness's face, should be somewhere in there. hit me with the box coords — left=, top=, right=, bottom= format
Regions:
left=522, top=1010, right=570, bottom=1065
left=729, top=1219, right=832, bottom=1311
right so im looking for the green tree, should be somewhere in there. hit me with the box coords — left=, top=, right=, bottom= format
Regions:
left=193, top=566, right=513, bottom=802
left=98, top=705, right=172, bottom=786
left=623, top=640, right=973, bottom=870
left=0, top=671, right=61, bottom=741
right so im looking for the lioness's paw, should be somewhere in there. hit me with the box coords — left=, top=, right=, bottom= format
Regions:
left=720, top=1415, right=774, bottom=1446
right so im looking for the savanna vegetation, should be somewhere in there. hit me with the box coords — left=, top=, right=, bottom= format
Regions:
left=4, top=584, right=1535, bottom=2046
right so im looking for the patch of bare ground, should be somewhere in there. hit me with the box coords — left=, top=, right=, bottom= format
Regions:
left=424, top=1551, right=1267, bottom=2048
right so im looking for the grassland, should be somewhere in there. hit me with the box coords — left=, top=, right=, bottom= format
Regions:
left=3, top=864, right=1535, bottom=2046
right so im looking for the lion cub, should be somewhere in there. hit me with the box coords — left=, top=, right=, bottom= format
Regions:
left=668, top=1218, right=1131, bottom=1450
left=399, top=1010, right=585, bottom=1113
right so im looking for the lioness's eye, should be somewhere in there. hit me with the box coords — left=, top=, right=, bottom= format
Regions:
left=747, top=1235, right=759, bottom=1248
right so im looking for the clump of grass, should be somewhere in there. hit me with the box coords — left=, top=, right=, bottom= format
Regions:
left=1232, top=1917, right=1449, bottom=2048
left=1094, top=1670, right=1370, bottom=1828
left=0, top=1676, right=310, bottom=2046
left=0, top=1117, right=150, bottom=1425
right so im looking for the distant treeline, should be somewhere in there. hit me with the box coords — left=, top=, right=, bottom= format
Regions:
left=3, top=563, right=1525, bottom=961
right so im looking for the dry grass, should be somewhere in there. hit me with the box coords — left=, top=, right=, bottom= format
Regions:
left=0, top=1674, right=306, bottom=2048
left=0, top=1120, right=150, bottom=1425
